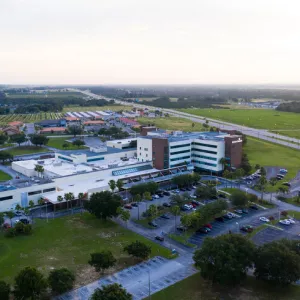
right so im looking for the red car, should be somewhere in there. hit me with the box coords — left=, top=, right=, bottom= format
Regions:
left=124, top=204, right=132, bottom=209
left=204, top=223, right=212, bottom=229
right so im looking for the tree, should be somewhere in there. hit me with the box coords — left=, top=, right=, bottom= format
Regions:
left=30, top=134, right=49, bottom=147
left=269, top=177, right=277, bottom=202
left=257, top=176, right=268, bottom=201
left=72, top=139, right=85, bottom=148
left=117, top=207, right=130, bottom=227
left=62, top=142, right=69, bottom=149
left=0, top=213, right=4, bottom=229
left=219, top=157, right=227, bottom=170
left=260, top=167, right=266, bottom=176
left=0, top=134, right=8, bottom=145
left=15, top=203, right=22, bottom=211
left=34, top=164, right=44, bottom=178
left=171, top=205, right=180, bottom=230
left=84, top=191, right=122, bottom=220
left=88, top=251, right=116, bottom=273
left=193, top=234, right=255, bottom=285
left=124, top=241, right=151, bottom=260
left=28, top=200, right=34, bottom=208
left=254, top=239, right=300, bottom=285
left=48, top=268, right=75, bottom=294
left=57, top=195, right=63, bottom=202
left=134, top=194, right=142, bottom=219
left=116, top=179, right=124, bottom=191
left=90, top=283, right=132, bottom=300
left=143, top=191, right=152, bottom=201
left=11, top=133, right=26, bottom=146
left=108, top=179, right=116, bottom=192
left=68, top=125, right=82, bottom=137
left=0, top=151, right=13, bottom=162
left=230, top=190, right=248, bottom=207
left=255, top=164, right=261, bottom=170
left=6, top=211, right=14, bottom=227
left=14, top=267, right=47, bottom=299
left=0, top=280, right=10, bottom=300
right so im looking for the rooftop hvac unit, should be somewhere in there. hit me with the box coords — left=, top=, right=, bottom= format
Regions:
left=53, top=162, right=62, bottom=167
left=37, top=161, right=45, bottom=164
left=108, top=163, right=118, bottom=168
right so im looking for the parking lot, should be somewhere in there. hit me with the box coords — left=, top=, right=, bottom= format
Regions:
left=56, top=256, right=197, bottom=300
left=188, top=208, right=277, bottom=246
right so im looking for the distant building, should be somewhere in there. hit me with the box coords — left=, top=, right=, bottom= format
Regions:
left=8, top=121, right=23, bottom=128
left=2, top=126, right=20, bottom=136
left=119, top=117, right=139, bottom=126
left=35, top=119, right=67, bottom=128
left=39, top=127, right=67, bottom=134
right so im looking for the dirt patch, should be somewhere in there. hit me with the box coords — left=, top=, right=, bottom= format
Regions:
left=97, top=232, right=123, bottom=238
left=66, top=218, right=92, bottom=229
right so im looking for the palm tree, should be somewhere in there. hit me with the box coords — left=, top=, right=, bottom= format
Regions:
left=258, top=176, right=268, bottom=201
left=108, top=180, right=116, bottom=193
left=57, top=195, right=63, bottom=202
left=6, top=211, right=14, bottom=227
left=171, top=205, right=180, bottom=231
left=64, top=193, right=70, bottom=210
left=78, top=193, right=85, bottom=213
left=134, top=194, right=142, bottom=220
left=269, top=177, right=277, bottom=202
left=116, top=179, right=124, bottom=192
left=15, top=204, right=22, bottom=211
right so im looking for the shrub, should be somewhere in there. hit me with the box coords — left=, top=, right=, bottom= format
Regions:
left=15, top=222, right=25, bottom=234
left=23, top=224, right=32, bottom=235
left=281, top=211, right=288, bottom=216
left=5, top=228, right=16, bottom=238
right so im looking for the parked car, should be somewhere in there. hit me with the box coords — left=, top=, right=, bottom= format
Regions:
left=174, top=189, right=180, bottom=194
left=192, top=200, right=201, bottom=206
left=131, top=202, right=138, bottom=207
left=155, top=235, right=164, bottom=241
left=148, top=221, right=158, bottom=227
left=240, top=225, right=253, bottom=233
left=215, top=216, right=225, bottom=222
left=20, top=218, right=29, bottom=224
left=218, top=193, right=226, bottom=198
left=160, top=214, right=170, bottom=219
left=190, top=195, right=197, bottom=199
left=234, top=209, right=243, bottom=214
left=280, top=168, right=288, bottom=173
left=282, top=182, right=291, bottom=187
left=204, top=223, right=212, bottom=229
left=3, top=223, right=11, bottom=229
left=242, top=209, right=249, bottom=214
left=250, top=205, right=259, bottom=210
left=259, top=217, right=270, bottom=222
left=197, top=227, right=209, bottom=234
left=180, top=188, right=186, bottom=192
left=279, top=219, right=290, bottom=225
left=177, top=226, right=186, bottom=231
left=192, top=185, right=196, bottom=189
left=186, top=187, right=192, bottom=191
left=14, top=211, right=23, bottom=217
left=288, top=218, right=296, bottom=224
left=124, top=204, right=132, bottom=209
left=162, top=202, right=171, bottom=207
left=152, top=194, right=160, bottom=199
left=223, top=214, right=232, bottom=220
left=163, top=191, right=171, bottom=196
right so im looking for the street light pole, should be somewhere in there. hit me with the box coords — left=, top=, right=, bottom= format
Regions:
left=148, top=271, right=151, bottom=300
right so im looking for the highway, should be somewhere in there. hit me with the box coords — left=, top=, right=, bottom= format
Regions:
left=69, top=88, right=300, bottom=150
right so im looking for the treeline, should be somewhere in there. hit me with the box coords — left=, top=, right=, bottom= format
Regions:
left=0, top=97, right=113, bottom=114
left=276, top=101, right=300, bottom=113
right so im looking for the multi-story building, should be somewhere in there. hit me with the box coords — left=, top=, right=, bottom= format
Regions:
left=137, top=130, right=243, bottom=173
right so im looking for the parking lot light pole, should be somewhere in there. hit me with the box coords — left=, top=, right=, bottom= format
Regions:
left=148, top=270, right=151, bottom=300
left=236, top=222, right=239, bottom=233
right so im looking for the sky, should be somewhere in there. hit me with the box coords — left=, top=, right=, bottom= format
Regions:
left=1, top=0, right=299, bottom=85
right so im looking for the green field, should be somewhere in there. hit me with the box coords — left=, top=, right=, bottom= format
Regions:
left=180, top=108, right=300, bottom=139
left=138, top=116, right=204, bottom=132
left=244, top=137, right=300, bottom=191
left=47, top=137, right=88, bottom=150
left=9, top=146, right=50, bottom=156
left=0, top=213, right=172, bottom=285
left=151, top=273, right=300, bottom=300
left=62, top=105, right=128, bottom=113
left=0, top=170, right=12, bottom=181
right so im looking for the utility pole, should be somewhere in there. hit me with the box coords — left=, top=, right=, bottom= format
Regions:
left=148, top=271, right=151, bottom=300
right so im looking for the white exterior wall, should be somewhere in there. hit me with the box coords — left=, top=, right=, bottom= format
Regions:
left=106, top=138, right=137, bottom=150
left=191, top=139, right=225, bottom=172
left=137, top=138, right=153, bottom=163
left=0, top=161, right=150, bottom=212
left=169, top=140, right=192, bottom=167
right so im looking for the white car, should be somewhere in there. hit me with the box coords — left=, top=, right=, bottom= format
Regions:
left=152, top=195, right=160, bottom=199
left=288, top=219, right=295, bottom=224
left=279, top=219, right=290, bottom=225
left=190, top=195, right=197, bottom=199
left=259, top=217, right=270, bottom=222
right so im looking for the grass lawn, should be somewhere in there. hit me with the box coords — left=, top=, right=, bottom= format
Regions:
left=9, top=146, right=50, bottom=156
left=0, top=143, right=14, bottom=149
left=7, top=92, right=84, bottom=98
left=62, top=105, right=129, bottom=113
left=151, top=273, right=300, bottom=300
left=244, top=137, right=300, bottom=191
left=0, top=170, right=12, bottom=181
left=0, top=213, right=173, bottom=286
left=168, top=233, right=196, bottom=248
left=47, top=137, right=88, bottom=150
left=280, top=197, right=300, bottom=207
left=138, top=116, right=204, bottom=132
left=180, top=108, right=300, bottom=139
left=287, top=210, right=300, bottom=219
